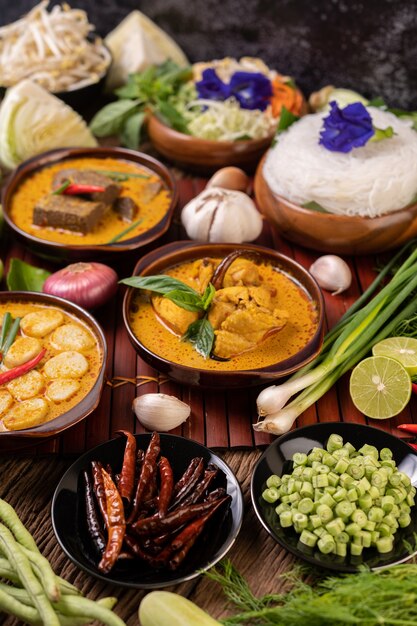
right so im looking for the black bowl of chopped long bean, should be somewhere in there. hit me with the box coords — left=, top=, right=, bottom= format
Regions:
left=251, top=422, right=417, bottom=572
left=51, top=431, right=244, bottom=588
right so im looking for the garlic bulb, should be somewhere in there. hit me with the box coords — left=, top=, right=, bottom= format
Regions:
left=132, top=393, right=191, bottom=432
left=181, top=187, right=263, bottom=243
left=309, top=255, right=352, bottom=295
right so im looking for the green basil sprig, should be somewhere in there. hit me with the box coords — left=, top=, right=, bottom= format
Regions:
left=181, top=318, right=215, bottom=359
left=120, top=275, right=215, bottom=313
left=121, top=274, right=216, bottom=357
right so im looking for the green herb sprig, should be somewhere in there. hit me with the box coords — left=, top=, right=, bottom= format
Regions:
left=120, top=274, right=216, bottom=357
left=90, top=61, right=193, bottom=149
left=206, top=560, right=417, bottom=625
left=0, top=313, right=20, bottom=365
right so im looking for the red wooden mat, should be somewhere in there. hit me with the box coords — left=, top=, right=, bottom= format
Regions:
left=2, top=177, right=416, bottom=456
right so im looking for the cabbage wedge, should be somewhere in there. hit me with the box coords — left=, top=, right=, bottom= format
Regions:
left=0, top=79, right=97, bottom=170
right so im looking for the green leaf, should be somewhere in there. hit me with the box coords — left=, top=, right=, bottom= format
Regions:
left=201, top=284, right=216, bottom=310
left=7, top=258, right=51, bottom=292
left=182, top=318, right=215, bottom=358
left=120, top=274, right=199, bottom=296
left=120, top=111, right=146, bottom=150
left=89, top=100, right=140, bottom=137
left=277, top=106, right=300, bottom=133
left=301, top=201, right=330, bottom=213
left=164, top=289, right=206, bottom=312
left=155, top=100, right=189, bottom=133
left=370, top=125, right=395, bottom=142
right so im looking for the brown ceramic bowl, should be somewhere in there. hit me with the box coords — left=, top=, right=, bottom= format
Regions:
left=1, top=147, right=178, bottom=263
left=254, top=155, right=417, bottom=255
left=0, top=291, right=107, bottom=451
left=122, top=241, right=324, bottom=388
left=147, top=114, right=275, bottom=174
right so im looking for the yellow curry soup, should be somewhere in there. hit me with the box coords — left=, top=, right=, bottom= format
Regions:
left=129, top=257, right=319, bottom=371
left=0, top=302, right=102, bottom=431
left=9, top=157, right=172, bottom=245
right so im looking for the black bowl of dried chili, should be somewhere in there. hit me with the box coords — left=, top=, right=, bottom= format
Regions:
left=51, top=432, right=244, bottom=588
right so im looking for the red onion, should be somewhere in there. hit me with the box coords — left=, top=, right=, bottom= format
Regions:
left=43, top=262, right=118, bottom=310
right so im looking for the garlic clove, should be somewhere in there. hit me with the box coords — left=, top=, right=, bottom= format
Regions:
left=309, top=255, right=352, bottom=296
left=132, top=393, right=191, bottom=432
left=206, top=166, right=250, bottom=193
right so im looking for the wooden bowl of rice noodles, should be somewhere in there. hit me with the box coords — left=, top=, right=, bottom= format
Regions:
left=254, top=106, right=417, bottom=255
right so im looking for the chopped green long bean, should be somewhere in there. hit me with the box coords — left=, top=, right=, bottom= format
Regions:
left=262, top=434, right=415, bottom=558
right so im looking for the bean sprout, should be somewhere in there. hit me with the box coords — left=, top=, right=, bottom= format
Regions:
left=0, top=1, right=111, bottom=92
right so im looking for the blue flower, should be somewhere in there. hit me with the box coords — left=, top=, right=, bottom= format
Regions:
left=319, top=101, right=375, bottom=153
left=229, top=72, right=273, bottom=111
left=195, top=69, right=273, bottom=111
left=196, top=68, right=230, bottom=101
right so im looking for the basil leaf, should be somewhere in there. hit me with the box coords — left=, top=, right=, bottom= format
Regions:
left=201, top=283, right=216, bottom=310
left=89, top=100, right=140, bottom=137
left=164, top=289, right=205, bottom=312
left=182, top=318, right=215, bottom=358
left=120, top=274, right=199, bottom=296
left=120, top=111, right=146, bottom=150
left=7, top=258, right=51, bottom=292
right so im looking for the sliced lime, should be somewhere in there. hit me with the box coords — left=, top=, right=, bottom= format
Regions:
left=372, top=337, right=417, bottom=376
left=349, top=356, right=411, bottom=419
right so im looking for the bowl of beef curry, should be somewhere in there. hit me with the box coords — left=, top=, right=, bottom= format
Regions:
left=1, top=147, right=178, bottom=262
left=122, top=241, right=324, bottom=388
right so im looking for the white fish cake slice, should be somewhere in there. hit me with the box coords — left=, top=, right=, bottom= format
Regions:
left=43, top=351, right=89, bottom=379
left=3, top=397, right=49, bottom=430
left=20, top=310, right=64, bottom=338
left=49, top=323, right=96, bottom=352
left=3, top=337, right=42, bottom=368
left=0, top=390, right=13, bottom=416
left=7, top=370, right=45, bottom=401
left=47, top=379, right=80, bottom=402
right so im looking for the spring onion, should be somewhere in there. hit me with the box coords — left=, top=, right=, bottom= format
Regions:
left=255, top=240, right=417, bottom=434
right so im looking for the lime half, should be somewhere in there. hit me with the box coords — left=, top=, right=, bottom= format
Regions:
left=372, top=337, right=417, bottom=376
left=349, top=356, right=411, bottom=419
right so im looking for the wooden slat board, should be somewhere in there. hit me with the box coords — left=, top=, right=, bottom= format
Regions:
left=1, top=177, right=416, bottom=456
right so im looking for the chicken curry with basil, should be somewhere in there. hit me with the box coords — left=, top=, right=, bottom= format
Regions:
left=0, top=302, right=102, bottom=431
left=127, top=254, right=319, bottom=371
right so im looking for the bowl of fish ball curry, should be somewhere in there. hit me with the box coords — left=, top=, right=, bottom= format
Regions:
left=122, top=242, right=324, bottom=388
left=0, top=291, right=106, bottom=448
left=1, top=147, right=178, bottom=262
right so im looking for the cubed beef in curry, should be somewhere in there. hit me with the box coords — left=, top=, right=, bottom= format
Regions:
left=52, top=169, right=121, bottom=205
left=33, top=195, right=110, bottom=234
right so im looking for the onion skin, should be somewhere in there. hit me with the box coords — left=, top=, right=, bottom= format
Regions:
left=43, top=262, right=118, bottom=310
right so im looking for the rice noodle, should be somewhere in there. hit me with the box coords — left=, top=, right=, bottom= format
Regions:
left=0, top=1, right=111, bottom=93
left=263, top=107, right=417, bottom=217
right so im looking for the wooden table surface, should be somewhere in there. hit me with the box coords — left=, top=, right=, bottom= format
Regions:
left=1, top=172, right=417, bottom=625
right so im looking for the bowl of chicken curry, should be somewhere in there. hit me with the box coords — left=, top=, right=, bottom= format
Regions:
left=1, top=147, right=178, bottom=262
left=0, top=291, right=106, bottom=448
left=122, top=242, right=324, bottom=388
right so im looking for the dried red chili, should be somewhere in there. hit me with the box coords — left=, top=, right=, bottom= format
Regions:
left=83, top=470, right=106, bottom=556
left=116, top=430, right=137, bottom=503
left=91, top=461, right=108, bottom=527
left=127, top=432, right=160, bottom=523
left=158, top=456, right=174, bottom=518
left=98, top=468, right=126, bottom=574
left=131, top=497, right=229, bottom=536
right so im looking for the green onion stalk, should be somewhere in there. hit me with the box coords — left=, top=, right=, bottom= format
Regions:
left=255, top=241, right=417, bottom=435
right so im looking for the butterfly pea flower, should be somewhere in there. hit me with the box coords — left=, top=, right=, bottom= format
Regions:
left=229, top=71, right=273, bottom=111
left=319, top=101, right=394, bottom=153
left=196, top=68, right=273, bottom=111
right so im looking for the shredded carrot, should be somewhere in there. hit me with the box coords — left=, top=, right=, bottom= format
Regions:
left=270, top=78, right=304, bottom=117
